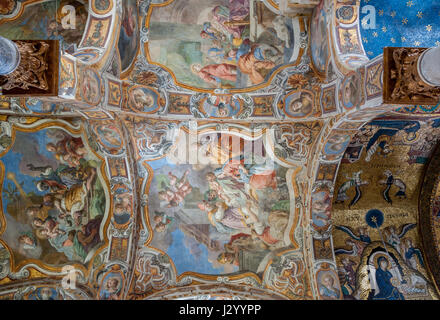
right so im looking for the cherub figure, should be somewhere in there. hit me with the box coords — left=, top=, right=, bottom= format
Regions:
left=32, top=217, right=66, bottom=239
left=153, top=211, right=173, bottom=233
left=18, top=234, right=37, bottom=251
left=100, top=277, right=121, bottom=300
left=335, top=171, right=369, bottom=208
left=206, top=172, right=232, bottom=204
left=46, top=135, right=87, bottom=167
left=158, top=170, right=192, bottom=207
left=335, top=225, right=372, bottom=256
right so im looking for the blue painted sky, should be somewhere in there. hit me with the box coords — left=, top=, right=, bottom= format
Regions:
left=167, top=228, right=224, bottom=275
left=1, top=130, right=54, bottom=210
left=148, top=157, right=175, bottom=171
left=360, top=0, right=440, bottom=58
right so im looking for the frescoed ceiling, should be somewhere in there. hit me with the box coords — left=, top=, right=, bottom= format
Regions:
left=0, top=0, right=439, bottom=301
left=359, top=0, right=440, bottom=59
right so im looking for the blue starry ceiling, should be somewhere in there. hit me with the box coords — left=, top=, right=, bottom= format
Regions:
left=360, top=0, right=440, bottom=58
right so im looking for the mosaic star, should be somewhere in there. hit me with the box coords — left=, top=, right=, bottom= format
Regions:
left=426, top=25, right=432, bottom=32
left=417, top=11, right=423, bottom=18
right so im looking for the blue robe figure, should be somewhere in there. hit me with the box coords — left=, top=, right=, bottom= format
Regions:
left=405, top=244, right=424, bottom=268
left=319, top=274, right=342, bottom=300
left=372, top=257, right=405, bottom=300
left=320, top=285, right=341, bottom=299
left=359, top=234, right=371, bottom=243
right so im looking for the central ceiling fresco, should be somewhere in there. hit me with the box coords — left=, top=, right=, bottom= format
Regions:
left=146, top=132, right=292, bottom=275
